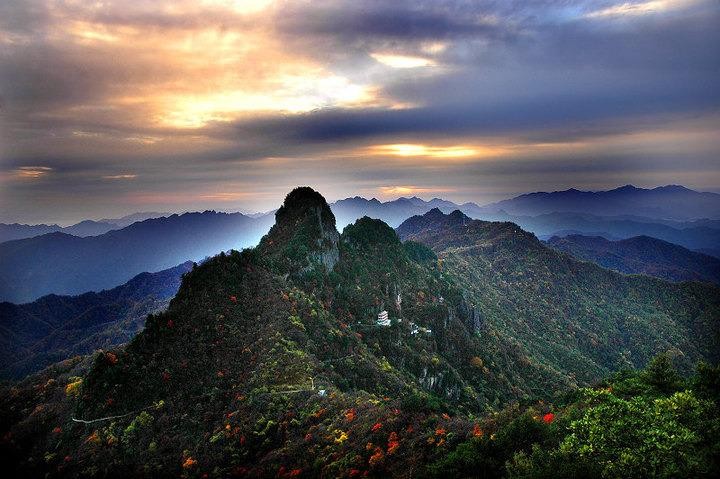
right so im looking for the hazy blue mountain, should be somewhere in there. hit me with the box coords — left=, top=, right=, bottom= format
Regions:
left=479, top=185, right=720, bottom=220
left=482, top=211, right=720, bottom=251
left=329, top=189, right=720, bottom=252
left=0, top=211, right=273, bottom=303
left=98, top=212, right=169, bottom=228
left=4, top=186, right=720, bottom=303
left=0, top=220, right=119, bottom=243
left=545, top=229, right=622, bottom=241
left=329, top=195, right=483, bottom=228
left=0, top=261, right=193, bottom=380
left=0, top=223, right=60, bottom=243
left=547, top=234, right=720, bottom=284
left=5, top=185, right=719, bottom=244
left=330, top=196, right=461, bottom=228
left=0, top=213, right=170, bottom=243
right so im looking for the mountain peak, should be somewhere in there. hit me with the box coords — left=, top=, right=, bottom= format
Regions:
left=395, top=208, right=474, bottom=242
left=277, top=187, right=333, bottom=219
left=417, top=208, right=470, bottom=225
left=612, top=184, right=640, bottom=192
left=423, top=207, right=446, bottom=220
left=259, top=187, right=339, bottom=273
left=448, top=209, right=471, bottom=224
left=653, top=184, right=693, bottom=193
left=341, top=216, right=400, bottom=248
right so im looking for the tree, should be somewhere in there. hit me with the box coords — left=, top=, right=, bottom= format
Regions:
left=643, top=353, right=684, bottom=395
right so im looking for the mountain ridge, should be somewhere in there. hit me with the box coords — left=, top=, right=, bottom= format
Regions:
left=547, top=234, right=720, bottom=284
left=0, top=261, right=193, bottom=380
left=397, top=208, right=720, bottom=376
left=480, top=185, right=720, bottom=219
left=4, top=186, right=720, bottom=303
left=0, top=211, right=273, bottom=303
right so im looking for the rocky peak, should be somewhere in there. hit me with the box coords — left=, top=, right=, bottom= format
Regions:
left=274, top=187, right=336, bottom=229
left=259, top=187, right=340, bottom=273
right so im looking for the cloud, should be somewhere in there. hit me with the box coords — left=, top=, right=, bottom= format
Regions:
left=584, top=0, right=696, bottom=18
left=273, top=1, right=505, bottom=42
left=0, top=0, right=719, bottom=222
left=378, top=185, right=455, bottom=196
left=367, top=144, right=496, bottom=159
left=370, top=53, right=436, bottom=69
left=102, top=174, right=137, bottom=180
left=15, top=166, right=53, bottom=179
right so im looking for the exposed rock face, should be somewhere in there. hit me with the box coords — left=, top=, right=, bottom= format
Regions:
left=457, top=295, right=484, bottom=335
left=308, top=204, right=340, bottom=272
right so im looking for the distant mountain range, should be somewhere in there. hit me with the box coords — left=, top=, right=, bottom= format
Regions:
left=331, top=196, right=466, bottom=228
left=2, top=185, right=720, bottom=303
left=547, top=235, right=720, bottom=284
left=0, top=220, right=117, bottom=243
left=479, top=185, right=720, bottom=219
left=5, top=185, right=719, bottom=243
left=0, top=212, right=272, bottom=303
left=0, top=261, right=193, bottom=380
left=486, top=211, right=720, bottom=254
left=0, top=212, right=168, bottom=243
left=328, top=193, right=720, bottom=256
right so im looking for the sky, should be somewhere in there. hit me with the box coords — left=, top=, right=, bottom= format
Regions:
left=1, top=0, right=719, bottom=224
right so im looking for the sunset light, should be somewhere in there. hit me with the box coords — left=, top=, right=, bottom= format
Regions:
left=2, top=2, right=720, bottom=476
left=369, top=144, right=500, bottom=159
left=370, top=53, right=436, bottom=69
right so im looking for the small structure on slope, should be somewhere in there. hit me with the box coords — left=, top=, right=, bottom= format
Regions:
left=377, top=310, right=390, bottom=326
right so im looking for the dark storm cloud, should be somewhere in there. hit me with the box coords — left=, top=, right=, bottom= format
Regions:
left=275, top=1, right=508, bottom=41
left=3, top=0, right=718, bottom=150
left=224, top=77, right=719, bottom=145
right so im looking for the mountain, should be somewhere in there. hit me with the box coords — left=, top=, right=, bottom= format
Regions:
left=2, top=188, right=718, bottom=478
left=547, top=235, right=720, bottom=285
left=329, top=192, right=720, bottom=252
left=0, top=214, right=170, bottom=243
left=397, top=209, right=720, bottom=379
left=0, top=211, right=274, bottom=303
left=486, top=211, right=720, bottom=251
left=696, top=248, right=720, bottom=259
left=545, top=229, right=622, bottom=240
left=5, top=188, right=720, bottom=304
left=0, top=262, right=193, bottom=381
left=0, top=220, right=118, bottom=243
left=98, top=212, right=169, bottom=229
left=330, top=196, right=465, bottom=228
left=479, top=185, right=720, bottom=220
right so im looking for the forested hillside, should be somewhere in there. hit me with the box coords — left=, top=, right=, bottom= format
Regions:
left=1, top=189, right=717, bottom=478
left=0, top=262, right=193, bottom=380
left=397, top=209, right=720, bottom=379
left=547, top=234, right=720, bottom=284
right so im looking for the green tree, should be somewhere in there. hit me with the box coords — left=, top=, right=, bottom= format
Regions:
left=643, top=353, right=684, bottom=395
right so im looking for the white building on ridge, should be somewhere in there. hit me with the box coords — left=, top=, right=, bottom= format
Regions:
left=377, top=310, right=390, bottom=326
